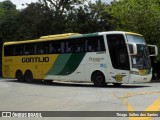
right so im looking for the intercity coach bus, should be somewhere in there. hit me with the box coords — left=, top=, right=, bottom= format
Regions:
left=2, top=31, right=158, bottom=87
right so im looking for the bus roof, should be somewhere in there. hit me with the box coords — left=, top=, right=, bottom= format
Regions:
left=4, top=31, right=143, bottom=45
left=98, top=31, right=143, bottom=36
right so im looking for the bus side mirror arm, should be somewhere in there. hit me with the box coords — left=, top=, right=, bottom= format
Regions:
left=147, top=45, right=158, bottom=56
left=126, top=42, right=137, bottom=55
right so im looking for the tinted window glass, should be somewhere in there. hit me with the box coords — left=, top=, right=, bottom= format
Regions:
left=15, top=44, right=24, bottom=55
left=107, top=34, right=130, bottom=70
left=4, top=35, right=106, bottom=56
left=66, top=38, right=85, bottom=53
left=36, top=42, right=50, bottom=54
left=24, top=44, right=35, bottom=55
left=4, top=45, right=14, bottom=56
left=48, top=41, right=61, bottom=54
left=86, top=36, right=105, bottom=52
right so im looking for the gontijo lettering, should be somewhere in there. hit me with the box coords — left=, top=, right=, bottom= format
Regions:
left=22, top=57, right=49, bottom=63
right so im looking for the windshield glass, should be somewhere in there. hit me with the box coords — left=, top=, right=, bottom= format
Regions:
left=126, top=34, right=146, bottom=44
left=131, top=45, right=151, bottom=69
left=126, top=34, right=151, bottom=70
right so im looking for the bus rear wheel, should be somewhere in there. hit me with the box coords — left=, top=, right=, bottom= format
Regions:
left=15, top=70, right=24, bottom=82
left=92, top=72, right=106, bottom=87
left=24, top=70, right=33, bottom=83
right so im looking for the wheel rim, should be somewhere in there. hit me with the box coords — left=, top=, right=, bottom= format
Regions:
left=93, top=72, right=105, bottom=87
left=96, top=76, right=104, bottom=84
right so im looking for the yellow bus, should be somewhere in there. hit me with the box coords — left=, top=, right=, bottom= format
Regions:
left=2, top=31, right=157, bottom=87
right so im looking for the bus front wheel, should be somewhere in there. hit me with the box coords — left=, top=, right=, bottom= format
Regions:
left=24, top=70, right=33, bottom=83
left=92, top=72, right=106, bottom=87
left=15, top=70, right=24, bottom=82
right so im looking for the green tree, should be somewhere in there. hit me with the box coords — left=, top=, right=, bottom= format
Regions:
left=15, top=0, right=89, bottom=40
left=41, top=0, right=88, bottom=34
left=42, top=0, right=86, bottom=17
left=0, top=0, right=18, bottom=41
left=0, top=0, right=114, bottom=41
left=110, top=0, right=160, bottom=45
left=15, top=2, right=54, bottom=40
left=64, top=0, right=113, bottom=33
left=88, top=0, right=113, bottom=31
left=0, top=0, right=16, bottom=10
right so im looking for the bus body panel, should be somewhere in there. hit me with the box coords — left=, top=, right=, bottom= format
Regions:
left=2, top=54, right=58, bottom=79
left=45, top=52, right=107, bottom=82
left=106, top=69, right=130, bottom=84
left=129, top=74, right=152, bottom=83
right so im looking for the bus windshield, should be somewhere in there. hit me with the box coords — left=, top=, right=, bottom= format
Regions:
left=126, top=34, right=151, bottom=70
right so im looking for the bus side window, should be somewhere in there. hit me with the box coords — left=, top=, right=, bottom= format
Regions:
left=4, top=45, right=14, bottom=56
left=36, top=42, right=48, bottom=54
left=97, top=39, right=105, bottom=51
left=15, top=45, right=24, bottom=55
left=24, top=44, right=35, bottom=55
left=66, top=41, right=72, bottom=53
left=49, top=43, right=55, bottom=54
left=61, top=42, right=65, bottom=53
left=75, top=39, right=85, bottom=53
left=88, top=45, right=95, bottom=52
left=86, top=36, right=105, bottom=52
left=66, top=38, right=85, bottom=53
left=76, top=47, right=81, bottom=52
left=49, top=41, right=61, bottom=54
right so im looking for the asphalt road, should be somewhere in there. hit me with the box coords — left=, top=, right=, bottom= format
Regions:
left=0, top=79, right=160, bottom=120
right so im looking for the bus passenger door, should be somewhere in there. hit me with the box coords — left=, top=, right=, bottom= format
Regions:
left=107, top=34, right=130, bottom=83
left=114, top=45, right=130, bottom=83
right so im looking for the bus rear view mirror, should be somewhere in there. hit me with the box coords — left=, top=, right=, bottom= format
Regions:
left=148, top=45, right=158, bottom=56
left=126, top=42, right=137, bottom=55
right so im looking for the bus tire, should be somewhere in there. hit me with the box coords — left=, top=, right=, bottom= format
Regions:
left=24, top=70, right=33, bottom=83
left=92, top=71, right=106, bottom=87
left=15, top=70, right=24, bottom=82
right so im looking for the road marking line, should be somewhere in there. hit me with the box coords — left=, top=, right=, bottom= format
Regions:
left=113, top=92, right=160, bottom=120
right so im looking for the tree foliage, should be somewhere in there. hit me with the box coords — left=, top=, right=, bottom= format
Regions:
left=110, top=0, right=160, bottom=45
left=42, top=0, right=86, bottom=16
left=15, top=2, right=55, bottom=40
left=0, top=0, right=18, bottom=41
left=64, top=0, right=112, bottom=33
left=0, top=0, right=114, bottom=41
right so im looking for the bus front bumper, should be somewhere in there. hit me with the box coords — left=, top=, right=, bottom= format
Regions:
left=129, top=74, right=152, bottom=84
